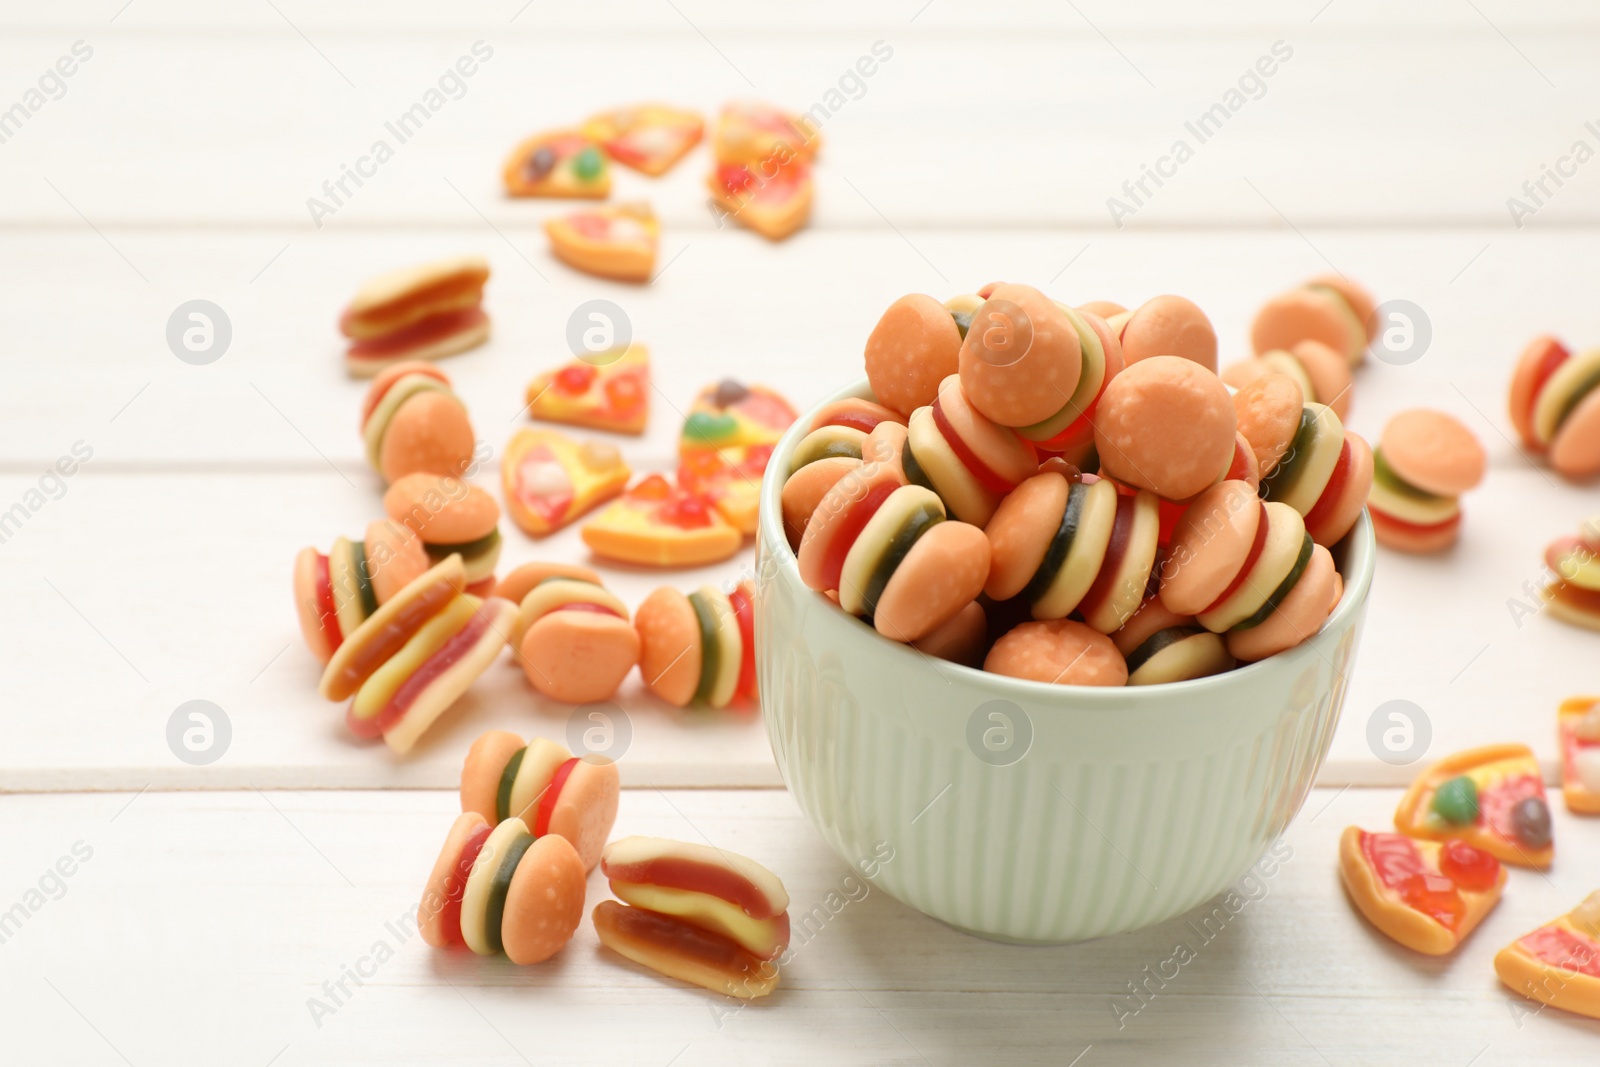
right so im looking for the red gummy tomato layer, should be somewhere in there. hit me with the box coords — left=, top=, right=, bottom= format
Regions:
left=930, top=397, right=1020, bottom=495
left=1224, top=436, right=1254, bottom=484
left=360, top=365, right=449, bottom=425
left=1367, top=506, right=1461, bottom=537
left=602, top=855, right=779, bottom=920
left=1032, top=357, right=1115, bottom=453
left=346, top=606, right=496, bottom=739
left=1549, top=580, right=1600, bottom=614
left=1076, top=492, right=1135, bottom=621
left=823, top=409, right=891, bottom=434
left=1302, top=438, right=1352, bottom=536
left=1105, top=480, right=1188, bottom=551
left=598, top=899, right=782, bottom=967
left=347, top=307, right=487, bottom=360
left=1034, top=414, right=1095, bottom=457
left=1544, top=535, right=1589, bottom=576
left=728, top=584, right=757, bottom=704
left=1525, top=340, right=1572, bottom=437
left=534, top=757, right=579, bottom=838
left=440, top=822, right=492, bottom=946
left=1200, top=502, right=1270, bottom=616
left=315, top=553, right=343, bottom=653
left=819, top=482, right=897, bottom=592
left=1158, top=500, right=1187, bottom=547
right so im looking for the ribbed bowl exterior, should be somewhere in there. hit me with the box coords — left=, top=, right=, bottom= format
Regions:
left=756, top=380, right=1374, bottom=943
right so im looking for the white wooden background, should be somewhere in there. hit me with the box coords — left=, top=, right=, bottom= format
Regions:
left=4, top=1, right=1600, bottom=1062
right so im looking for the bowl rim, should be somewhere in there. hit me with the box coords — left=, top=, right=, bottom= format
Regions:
left=757, top=376, right=1375, bottom=705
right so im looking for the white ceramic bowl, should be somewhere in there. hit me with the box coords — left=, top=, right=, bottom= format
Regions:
left=756, top=380, right=1374, bottom=943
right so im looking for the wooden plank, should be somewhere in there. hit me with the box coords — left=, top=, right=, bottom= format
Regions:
left=2, top=786, right=1597, bottom=1064
left=0, top=225, right=1584, bottom=467
left=0, top=30, right=1597, bottom=228
left=2, top=225, right=1597, bottom=787
left=8, top=0, right=1600, bottom=34
left=1, top=460, right=1593, bottom=791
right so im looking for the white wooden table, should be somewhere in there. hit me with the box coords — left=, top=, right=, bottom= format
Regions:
left=4, top=2, right=1600, bottom=1062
